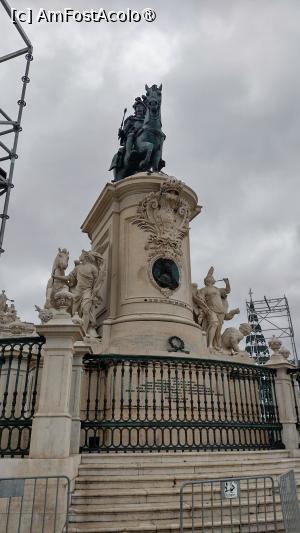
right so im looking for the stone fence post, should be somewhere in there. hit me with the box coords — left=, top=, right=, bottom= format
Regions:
left=69, top=341, right=92, bottom=454
left=266, top=355, right=300, bottom=450
left=29, top=309, right=84, bottom=459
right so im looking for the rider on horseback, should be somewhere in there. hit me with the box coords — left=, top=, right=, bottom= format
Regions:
left=109, top=96, right=147, bottom=181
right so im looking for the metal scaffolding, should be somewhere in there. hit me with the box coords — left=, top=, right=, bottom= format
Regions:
left=0, top=0, right=33, bottom=256
left=246, top=291, right=298, bottom=364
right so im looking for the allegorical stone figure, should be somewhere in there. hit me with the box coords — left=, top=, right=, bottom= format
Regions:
left=0, top=290, right=16, bottom=325
left=0, top=289, right=8, bottom=314
left=109, top=84, right=166, bottom=181
left=53, top=249, right=105, bottom=335
left=221, top=323, right=252, bottom=354
left=0, top=291, right=35, bottom=337
left=192, top=267, right=240, bottom=352
left=0, top=290, right=17, bottom=325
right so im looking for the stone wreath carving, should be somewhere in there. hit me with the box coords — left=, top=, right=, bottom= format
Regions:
left=130, top=178, right=191, bottom=262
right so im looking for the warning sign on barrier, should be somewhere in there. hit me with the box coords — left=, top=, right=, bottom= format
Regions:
left=221, top=479, right=240, bottom=499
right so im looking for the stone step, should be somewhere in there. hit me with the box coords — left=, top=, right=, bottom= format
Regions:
left=68, top=497, right=283, bottom=524
left=70, top=489, right=280, bottom=521
left=80, top=450, right=290, bottom=464
left=66, top=521, right=285, bottom=533
left=81, top=450, right=292, bottom=464
left=77, top=457, right=298, bottom=477
left=67, top=513, right=284, bottom=533
left=71, top=483, right=287, bottom=506
left=68, top=452, right=297, bottom=532
left=74, top=479, right=296, bottom=492
left=75, top=466, right=300, bottom=490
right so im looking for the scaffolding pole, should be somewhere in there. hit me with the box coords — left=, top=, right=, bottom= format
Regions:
left=246, top=292, right=298, bottom=364
left=0, top=0, right=33, bottom=256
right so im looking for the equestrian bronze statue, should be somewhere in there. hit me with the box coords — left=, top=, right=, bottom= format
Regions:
left=109, top=84, right=166, bottom=181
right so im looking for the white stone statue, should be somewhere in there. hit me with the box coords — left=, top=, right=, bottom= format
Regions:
left=4, top=303, right=17, bottom=323
left=44, top=248, right=70, bottom=310
left=53, top=249, right=105, bottom=335
left=193, top=267, right=240, bottom=352
left=0, top=291, right=35, bottom=338
left=0, top=291, right=17, bottom=328
left=0, top=289, right=8, bottom=314
left=221, top=323, right=252, bottom=355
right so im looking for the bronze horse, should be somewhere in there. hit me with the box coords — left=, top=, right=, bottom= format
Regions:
left=135, top=84, right=166, bottom=172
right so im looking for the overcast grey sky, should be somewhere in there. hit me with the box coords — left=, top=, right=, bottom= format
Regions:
left=1, top=0, right=300, bottom=356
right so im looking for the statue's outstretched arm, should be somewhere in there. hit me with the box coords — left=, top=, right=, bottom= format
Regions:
left=223, top=278, right=231, bottom=294
left=224, top=308, right=240, bottom=320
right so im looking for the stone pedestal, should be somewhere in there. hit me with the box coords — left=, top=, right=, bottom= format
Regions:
left=81, top=173, right=208, bottom=356
left=266, top=357, right=299, bottom=449
left=29, top=311, right=84, bottom=459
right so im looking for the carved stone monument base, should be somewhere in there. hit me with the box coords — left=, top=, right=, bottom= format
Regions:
left=81, top=172, right=208, bottom=356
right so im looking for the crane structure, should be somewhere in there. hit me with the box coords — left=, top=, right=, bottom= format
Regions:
left=245, top=290, right=298, bottom=365
left=0, top=0, right=33, bottom=256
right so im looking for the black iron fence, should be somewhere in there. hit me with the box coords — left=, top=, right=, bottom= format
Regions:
left=0, top=336, right=45, bottom=457
left=80, top=354, right=283, bottom=453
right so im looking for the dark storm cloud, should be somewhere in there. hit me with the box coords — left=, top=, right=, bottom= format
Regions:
left=1, top=0, right=299, bottom=355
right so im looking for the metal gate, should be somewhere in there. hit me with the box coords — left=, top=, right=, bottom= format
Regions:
left=279, top=470, right=300, bottom=533
left=180, top=475, right=278, bottom=532
left=0, top=476, right=71, bottom=533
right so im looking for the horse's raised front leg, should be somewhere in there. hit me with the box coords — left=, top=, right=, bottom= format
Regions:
left=139, top=141, right=153, bottom=169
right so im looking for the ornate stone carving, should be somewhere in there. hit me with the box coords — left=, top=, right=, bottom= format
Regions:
left=268, top=335, right=283, bottom=354
left=72, top=312, right=84, bottom=327
left=221, top=323, right=251, bottom=355
left=131, top=178, right=191, bottom=262
left=9, top=320, right=36, bottom=336
left=168, top=336, right=189, bottom=354
left=35, top=305, right=53, bottom=324
left=268, top=335, right=290, bottom=360
left=53, top=288, right=74, bottom=313
left=279, top=346, right=291, bottom=359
